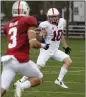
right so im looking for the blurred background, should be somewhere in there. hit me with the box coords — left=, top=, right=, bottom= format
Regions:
left=1, top=1, right=85, bottom=39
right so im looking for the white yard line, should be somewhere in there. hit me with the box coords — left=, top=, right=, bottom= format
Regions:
left=42, top=70, right=84, bottom=73
left=43, top=73, right=84, bottom=75
left=10, top=90, right=84, bottom=95
left=45, top=65, right=85, bottom=69
left=9, top=80, right=84, bottom=96
left=48, top=61, right=84, bottom=63
left=71, top=56, right=84, bottom=58
left=45, top=81, right=84, bottom=84
left=43, top=72, right=84, bottom=75
left=69, top=70, right=85, bottom=72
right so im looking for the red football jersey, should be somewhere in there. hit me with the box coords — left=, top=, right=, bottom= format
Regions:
left=3, top=16, right=37, bottom=63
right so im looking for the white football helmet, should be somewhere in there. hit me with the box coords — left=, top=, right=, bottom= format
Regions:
left=47, top=8, right=60, bottom=16
left=47, top=8, right=60, bottom=24
left=12, top=1, right=30, bottom=17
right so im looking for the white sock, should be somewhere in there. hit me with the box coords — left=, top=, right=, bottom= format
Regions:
left=20, top=76, right=28, bottom=83
left=58, top=66, right=68, bottom=81
left=20, top=80, right=31, bottom=90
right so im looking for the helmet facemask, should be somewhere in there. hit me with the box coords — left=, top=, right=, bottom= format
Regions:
left=47, top=15, right=60, bottom=25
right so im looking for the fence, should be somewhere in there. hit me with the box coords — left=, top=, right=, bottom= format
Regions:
left=64, top=24, right=85, bottom=39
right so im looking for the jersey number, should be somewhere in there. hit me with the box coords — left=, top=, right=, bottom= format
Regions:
left=8, top=27, right=17, bottom=48
left=51, top=30, right=63, bottom=41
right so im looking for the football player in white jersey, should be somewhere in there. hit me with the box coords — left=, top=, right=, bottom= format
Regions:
left=17, top=8, right=72, bottom=89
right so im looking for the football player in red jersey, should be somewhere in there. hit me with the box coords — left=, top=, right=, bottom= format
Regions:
left=1, top=1, right=49, bottom=97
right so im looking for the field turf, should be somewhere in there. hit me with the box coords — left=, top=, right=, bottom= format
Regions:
left=1, top=36, right=85, bottom=97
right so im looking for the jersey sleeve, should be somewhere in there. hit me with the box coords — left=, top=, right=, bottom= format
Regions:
left=62, top=19, right=66, bottom=35
left=59, top=18, right=66, bottom=33
left=26, top=16, right=37, bottom=26
left=63, top=19, right=66, bottom=29
left=39, top=22, right=48, bottom=30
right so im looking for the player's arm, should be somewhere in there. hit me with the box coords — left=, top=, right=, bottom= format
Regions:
left=36, top=21, right=47, bottom=43
left=36, top=28, right=47, bottom=43
left=60, top=34, right=68, bottom=48
left=27, top=16, right=49, bottom=49
left=60, top=34, right=71, bottom=54
left=27, top=26, right=48, bottom=49
left=39, top=28, right=47, bottom=37
left=60, top=18, right=71, bottom=54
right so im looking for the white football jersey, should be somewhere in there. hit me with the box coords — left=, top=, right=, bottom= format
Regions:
left=39, top=18, right=66, bottom=51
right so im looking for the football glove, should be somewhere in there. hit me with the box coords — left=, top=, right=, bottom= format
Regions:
left=44, top=44, right=50, bottom=50
left=63, top=47, right=72, bottom=55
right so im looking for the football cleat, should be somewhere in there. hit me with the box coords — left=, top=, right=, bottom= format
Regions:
left=14, top=80, right=23, bottom=97
left=55, top=79, right=68, bottom=89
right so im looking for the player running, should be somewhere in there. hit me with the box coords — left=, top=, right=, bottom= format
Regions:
left=1, top=1, right=49, bottom=97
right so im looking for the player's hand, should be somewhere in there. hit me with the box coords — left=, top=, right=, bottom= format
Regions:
left=63, top=47, right=72, bottom=54
left=44, top=44, right=50, bottom=50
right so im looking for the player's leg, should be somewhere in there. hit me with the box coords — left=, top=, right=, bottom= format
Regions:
left=53, top=50, right=72, bottom=88
left=21, top=60, right=43, bottom=88
left=1, top=61, right=16, bottom=96
left=37, top=49, right=51, bottom=69
left=14, top=77, right=42, bottom=97
left=14, top=60, right=43, bottom=97
left=19, top=49, right=50, bottom=83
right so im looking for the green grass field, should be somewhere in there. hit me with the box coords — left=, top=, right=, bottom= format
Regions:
left=1, top=36, right=85, bottom=97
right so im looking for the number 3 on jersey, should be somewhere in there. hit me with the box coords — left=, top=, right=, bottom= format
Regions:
left=8, top=27, right=17, bottom=49
left=51, top=30, right=63, bottom=41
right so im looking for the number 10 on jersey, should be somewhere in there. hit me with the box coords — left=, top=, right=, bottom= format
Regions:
left=51, top=30, right=63, bottom=41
